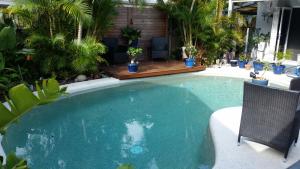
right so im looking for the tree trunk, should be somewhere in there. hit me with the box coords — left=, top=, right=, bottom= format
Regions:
left=49, top=17, right=53, bottom=38
left=77, top=22, right=83, bottom=44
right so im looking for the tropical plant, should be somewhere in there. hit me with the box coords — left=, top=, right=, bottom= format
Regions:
left=185, top=45, right=197, bottom=58
left=127, top=47, right=142, bottom=63
left=71, top=36, right=107, bottom=74
left=0, top=78, right=66, bottom=133
left=87, top=0, right=120, bottom=39
left=259, top=62, right=271, bottom=80
left=117, top=164, right=134, bottom=169
left=121, top=26, right=141, bottom=45
left=8, top=0, right=92, bottom=40
left=25, top=33, right=72, bottom=77
left=0, top=153, right=29, bottom=169
left=239, top=53, right=249, bottom=61
left=0, top=54, right=21, bottom=95
left=157, top=0, right=244, bottom=65
left=275, top=50, right=293, bottom=66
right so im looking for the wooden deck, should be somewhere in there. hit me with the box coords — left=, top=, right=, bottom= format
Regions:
left=105, top=60, right=206, bottom=80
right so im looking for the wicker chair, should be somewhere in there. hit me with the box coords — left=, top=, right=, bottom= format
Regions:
left=151, top=37, right=169, bottom=60
left=290, top=77, right=300, bottom=91
left=289, top=77, right=300, bottom=144
left=238, top=82, right=300, bottom=159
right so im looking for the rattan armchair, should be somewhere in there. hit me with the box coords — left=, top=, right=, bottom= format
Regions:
left=289, top=77, right=300, bottom=144
left=238, top=82, right=300, bottom=159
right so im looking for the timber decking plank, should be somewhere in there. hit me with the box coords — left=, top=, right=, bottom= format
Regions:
left=105, top=61, right=206, bottom=80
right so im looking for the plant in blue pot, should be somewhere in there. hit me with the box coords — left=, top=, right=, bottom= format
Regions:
left=127, top=47, right=143, bottom=73
left=251, top=62, right=271, bottom=86
left=272, top=50, right=292, bottom=74
left=185, top=45, right=197, bottom=68
left=238, top=53, right=249, bottom=68
left=121, top=26, right=141, bottom=47
left=253, top=59, right=264, bottom=72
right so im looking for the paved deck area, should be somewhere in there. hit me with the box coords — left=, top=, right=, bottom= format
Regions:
left=210, top=107, right=300, bottom=169
left=105, top=60, right=206, bottom=80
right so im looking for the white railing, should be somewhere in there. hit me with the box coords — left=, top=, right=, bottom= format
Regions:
left=0, top=0, right=12, bottom=5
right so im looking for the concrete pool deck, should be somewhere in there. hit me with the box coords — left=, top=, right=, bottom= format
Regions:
left=210, top=107, right=300, bottom=169
left=0, top=65, right=298, bottom=168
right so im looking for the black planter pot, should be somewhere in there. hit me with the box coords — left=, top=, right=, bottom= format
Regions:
left=230, top=60, right=238, bottom=67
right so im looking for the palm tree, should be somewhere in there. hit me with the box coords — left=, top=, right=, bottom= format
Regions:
left=61, top=0, right=92, bottom=44
left=8, top=0, right=91, bottom=40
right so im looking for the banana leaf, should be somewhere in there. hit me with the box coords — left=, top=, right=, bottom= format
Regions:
left=0, top=78, right=67, bottom=133
left=1, top=153, right=29, bottom=169
left=8, top=84, right=39, bottom=115
left=0, top=104, right=15, bottom=130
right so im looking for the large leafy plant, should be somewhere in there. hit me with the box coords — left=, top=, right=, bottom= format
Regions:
left=121, top=26, right=141, bottom=45
left=127, top=47, right=142, bottom=62
left=0, top=78, right=66, bottom=133
left=87, top=0, right=120, bottom=39
left=0, top=153, right=29, bottom=169
left=24, top=33, right=73, bottom=78
left=71, top=36, right=107, bottom=74
left=157, top=0, right=244, bottom=65
left=275, top=50, right=293, bottom=66
left=0, top=26, right=22, bottom=95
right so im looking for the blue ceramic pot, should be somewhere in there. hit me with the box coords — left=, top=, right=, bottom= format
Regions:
left=185, top=58, right=195, bottom=68
left=253, top=62, right=264, bottom=71
left=252, top=79, right=269, bottom=86
left=294, top=67, right=300, bottom=76
left=128, top=63, right=138, bottom=73
left=272, top=64, right=285, bottom=74
left=130, top=39, right=139, bottom=48
left=238, top=60, right=248, bottom=68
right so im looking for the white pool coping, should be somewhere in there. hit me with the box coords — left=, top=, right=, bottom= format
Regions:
left=0, top=65, right=297, bottom=167
left=210, top=107, right=300, bottom=169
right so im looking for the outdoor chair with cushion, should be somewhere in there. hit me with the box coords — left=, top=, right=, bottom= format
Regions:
left=151, top=37, right=169, bottom=60
left=102, top=37, right=129, bottom=64
left=238, top=82, right=300, bottom=159
left=290, top=77, right=300, bottom=91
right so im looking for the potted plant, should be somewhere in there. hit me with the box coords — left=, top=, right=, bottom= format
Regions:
left=238, top=53, right=249, bottom=68
left=127, top=47, right=143, bottom=73
left=121, top=26, right=141, bottom=47
left=253, top=59, right=264, bottom=72
left=185, top=45, right=197, bottom=68
left=272, top=50, right=293, bottom=74
left=251, top=62, right=271, bottom=86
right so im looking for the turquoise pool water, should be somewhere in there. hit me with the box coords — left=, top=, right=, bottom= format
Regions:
left=2, top=76, right=244, bottom=169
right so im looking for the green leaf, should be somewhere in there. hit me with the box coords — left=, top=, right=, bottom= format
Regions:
left=5, top=153, right=28, bottom=169
left=0, top=27, right=16, bottom=51
left=0, top=103, right=15, bottom=129
left=38, top=78, right=63, bottom=104
left=117, top=164, right=134, bottom=169
left=8, top=84, right=39, bottom=114
left=0, top=53, right=4, bottom=71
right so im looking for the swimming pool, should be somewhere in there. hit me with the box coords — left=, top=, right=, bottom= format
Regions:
left=2, top=75, right=244, bottom=169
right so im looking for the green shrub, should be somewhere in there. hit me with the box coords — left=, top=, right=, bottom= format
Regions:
left=71, top=36, right=107, bottom=74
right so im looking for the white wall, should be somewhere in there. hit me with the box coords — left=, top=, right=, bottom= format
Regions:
left=256, top=2, right=273, bottom=34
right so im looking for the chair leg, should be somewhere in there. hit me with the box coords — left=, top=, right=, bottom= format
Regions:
left=237, top=135, right=241, bottom=146
left=284, top=150, right=289, bottom=161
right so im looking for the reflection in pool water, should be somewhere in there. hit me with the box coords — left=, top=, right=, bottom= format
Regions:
left=2, top=76, right=243, bottom=169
